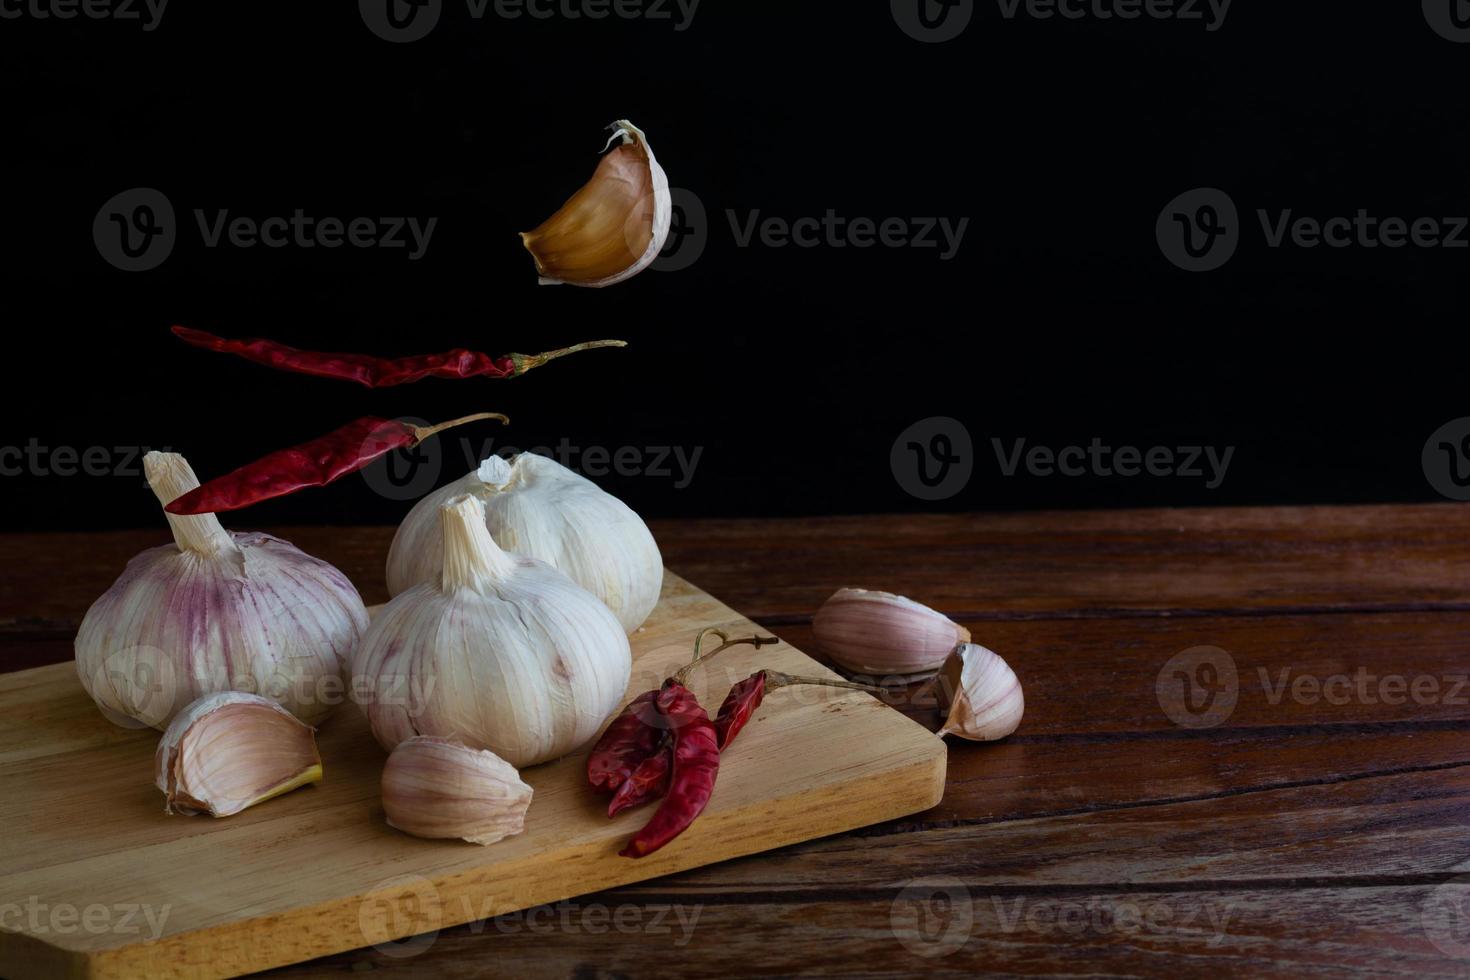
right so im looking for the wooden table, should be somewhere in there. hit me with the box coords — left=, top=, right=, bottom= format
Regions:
left=4, top=505, right=1469, bottom=977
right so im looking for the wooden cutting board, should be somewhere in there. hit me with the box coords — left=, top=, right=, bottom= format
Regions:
left=0, top=571, right=946, bottom=979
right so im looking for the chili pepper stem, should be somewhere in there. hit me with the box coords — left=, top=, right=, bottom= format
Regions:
left=762, top=671, right=886, bottom=695
left=411, top=412, right=510, bottom=445
left=511, top=339, right=627, bottom=375
left=671, top=627, right=778, bottom=686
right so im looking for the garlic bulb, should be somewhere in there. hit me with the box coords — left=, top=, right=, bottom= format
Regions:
left=382, top=736, right=533, bottom=845
left=520, top=119, right=671, bottom=287
left=386, top=453, right=662, bottom=633
left=358, top=494, right=632, bottom=766
left=813, top=588, right=970, bottom=676
left=154, top=692, right=323, bottom=816
left=930, top=643, right=1024, bottom=741
left=74, top=452, right=368, bottom=729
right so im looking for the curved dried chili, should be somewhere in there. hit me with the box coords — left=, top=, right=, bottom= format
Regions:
left=587, top=690, right=662, bottom=794
left=164, top=413, right=506, bottom=515
left=618, top=682, right=720, bottom=858
left=172, top=325, right=625, bottom=388
left=606, top=739, right=673, bottom=817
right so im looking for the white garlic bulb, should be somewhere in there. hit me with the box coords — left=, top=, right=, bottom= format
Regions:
left=520, top=119, right=671, bottom=288
left=381, top=736, right=533, bottom=845
left=358, top=494, right=632, bottom=767
left=386, top=453, right=662, bottom=633
left=74, top=452, right=368, bottom=729
left=931, top=643, right=1024, bottom=741
left=155, top=691, right=322, bottom=817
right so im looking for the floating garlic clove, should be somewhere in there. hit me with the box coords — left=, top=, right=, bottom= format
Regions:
left=930, top=643, right=1024, bottom=741
left=812, top=588, right=970, bottom=676
left=386, top=452, right=663, bottom=632
left=381, top=736, right=533, bottom=845
left=520, top=119, right=671, bottom=287
left=74, top=452, right=368, bottom=729
left=357, top=494, right=632, bottom=766
left=154, top=692, right=322, bottom=817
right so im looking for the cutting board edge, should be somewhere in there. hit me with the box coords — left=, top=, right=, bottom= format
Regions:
left=2, top=735, right=946, bottom=980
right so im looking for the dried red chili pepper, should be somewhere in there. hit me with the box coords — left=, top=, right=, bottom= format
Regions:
left=586, top=628, right=776, bottom=800
left=172, top=325, right=625, bottom=388
left=619, top=682, right=720, bottom=858
left=713, top=669, right=880, bottom=750
left=164, top=412, right=507, bottom=515
left=587, top=690, right=662, bottom=794
left=606, top=740, right=672, bottom=817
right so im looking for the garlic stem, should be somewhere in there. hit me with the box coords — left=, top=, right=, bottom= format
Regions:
left=440, top=494, right=516, bottom=592
left=144, top=452, right=237, bottom=558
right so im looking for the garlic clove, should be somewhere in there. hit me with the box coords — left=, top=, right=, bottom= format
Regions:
left=520, top=119, right=671, bottom=288
left=812, top=588, right=971, bottom=677
left=154, top=692, right=322, bottom=817
left=381, top=736, right=532, bottom=845
left=930, top=643, right=1024, bottom=741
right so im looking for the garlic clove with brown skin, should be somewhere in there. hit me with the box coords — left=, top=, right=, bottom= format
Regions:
left=381, top=736, right=533, bottom=845
left=929, top=643, right=1024, bottom=741
left=812, top=588, right=971, bottom=677
left=154, top=692, right=322, bottom=817
left=520, top=119, right=671, bottom=288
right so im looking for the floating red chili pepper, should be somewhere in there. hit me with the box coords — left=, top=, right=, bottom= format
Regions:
left=618, top=682, right=720, bottom=858
left=172, top=325, right=626, bottom=388
left=164, top=412, right=507, bottom=515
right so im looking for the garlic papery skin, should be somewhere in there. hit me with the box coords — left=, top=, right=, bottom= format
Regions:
left=931, top=643, right=1024, bottom=742
left=520, top=119, right=672, bottom=288
left=154, top=692, right=322, bottom=817
left=382, top=736, right=533, bottom=845
left=74, top=451, right=368, bottom=729
left=358, top=494, right=632, bottom=766
left=812, top=588, right=971, bottom=677
left=386, top=453, right=663, bottom=633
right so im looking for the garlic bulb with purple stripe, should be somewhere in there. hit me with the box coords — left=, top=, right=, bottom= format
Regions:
left=74, top=451, right=368, bottom=729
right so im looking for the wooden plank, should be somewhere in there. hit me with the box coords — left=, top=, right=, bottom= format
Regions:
left=775, top=613, right=1470, bottom=734
left=0, top=573, right=945, bottom=980
left=262, top=885, right=1469, bottom=978
left=8, top=504, right=1470, bottom=632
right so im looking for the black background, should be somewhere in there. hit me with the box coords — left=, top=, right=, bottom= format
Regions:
left=1, top=1, right=1463, bottom=531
